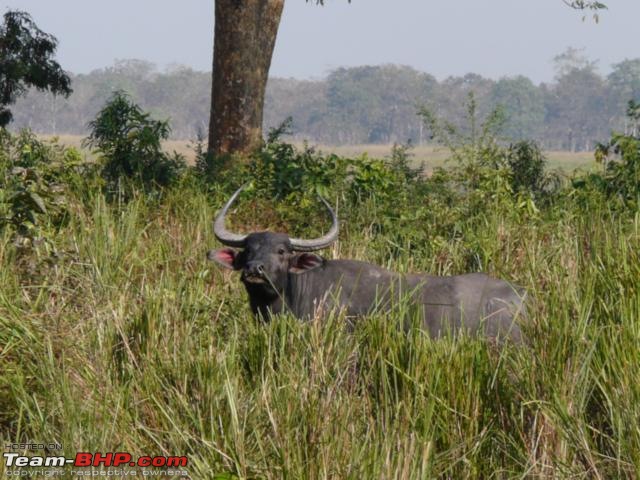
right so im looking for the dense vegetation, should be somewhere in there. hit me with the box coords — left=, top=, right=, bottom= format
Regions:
left=1, top=93, right=639, bottom=477
left=9, top=49, right=640, bottom=151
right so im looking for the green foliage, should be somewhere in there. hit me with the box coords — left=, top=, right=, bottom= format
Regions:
left=421, top=93, right=557, bottom=201
left=85, top=91, right=185, bottom=196
left=5, top=86, right=640, bottom=477
left=490, top=76, right=545, bottom=140
left=251, top=139, right=348, bottom=200
left=9, top=53, right=640, bottom=151
left=0, top=129, right=82, bottom=251
left=586, top=101, right=640, bottom=207
left=566, top=0, right=607, bottom=8
left=506, top=140, right=556, bottom=195
left=410, top=96, right=568, bottom=261
left=547, top=53, right=607, bottom=151
left=2, top=158, right=639, bottom=477
left=323, top=65, right=436, bottom=144
left=208, top=121, right=418, bottom=208
left=421, top=92, right=506, bottom=168
left=388, top=142, right=423, bottom=181
left=192, top=127, right=209, bottom=177
left=0, top=10, right=71, bottom=127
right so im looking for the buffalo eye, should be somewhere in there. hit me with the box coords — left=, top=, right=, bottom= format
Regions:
left=277, top=247, right=286, bottom=255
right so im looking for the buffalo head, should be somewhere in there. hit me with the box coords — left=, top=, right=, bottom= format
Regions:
left=207, top=185, right=338, bottom=297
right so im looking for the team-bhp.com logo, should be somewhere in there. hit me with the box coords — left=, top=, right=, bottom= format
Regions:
left=3, top=452, right=188, bottom=476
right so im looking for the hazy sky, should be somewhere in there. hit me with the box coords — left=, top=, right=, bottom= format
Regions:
left=2, top=0, right=638, bottom=83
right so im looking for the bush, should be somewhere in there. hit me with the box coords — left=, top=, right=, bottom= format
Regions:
left=85, top=91, right=185, bottom=197
left=572, top=102, right=640, bottom=210
left=0, top=129, right=82, bottom=250
left=251, top=133, right=349, bottom=200
left=388, top=142, right=423, bottom=182
left=506, top=140, right=547, bottom=194
left=208, top=121, right=418, bottom=204
left=420, top=92, right=507, bottom=170
left=421, top=93, right=560, bottom=203
left=593, top=101, right=640, bottom=207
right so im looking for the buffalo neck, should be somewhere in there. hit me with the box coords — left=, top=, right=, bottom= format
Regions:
left=285, top=267, right=332, bottom=319
left=243, top=282, right=284, bottom=321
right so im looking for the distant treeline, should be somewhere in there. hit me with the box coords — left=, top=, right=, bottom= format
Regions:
left=10, top=53, right=640, bottom=151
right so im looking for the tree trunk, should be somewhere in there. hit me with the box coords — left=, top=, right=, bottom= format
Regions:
left=208, top=0, right=285, bottom=157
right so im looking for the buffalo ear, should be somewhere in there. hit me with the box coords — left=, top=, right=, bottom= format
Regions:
left=207, top=248, right=239, bottom=270
left=289, top=253, right=324, bottom=273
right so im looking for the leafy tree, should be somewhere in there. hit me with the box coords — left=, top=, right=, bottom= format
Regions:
left=435, top=74, right=496, bottom=139
left=263, top=77, right=326, bottom=141
left=552, top=47, right=598, bottom=78
left=0, top=129, right=82, bottom=253
left=578, top=101, right=640, bottom=208
left=564, top=0, right=606, bottom=8
left=85, top=91, right=185, bottom=195
left=491, top=76, right=545, bottom=141
left=543, top=48, right=606, bottom=150
left=144, top=65, right=210, bottom=139
left=0, top=10, right=71, bottom=128
left=420, top=92, right=506, bottom=168
left=8, top=56, right=635, bottom=150
left=607, top=59, right=640, bottom=132
left=324, top=65, right=436, bottom=144
left=545, top=65, right=607, bottom=151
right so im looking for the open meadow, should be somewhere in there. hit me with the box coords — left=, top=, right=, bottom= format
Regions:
left=40, top=134, right=599, bottom=173
left=1, top=127, right=639, bottom=478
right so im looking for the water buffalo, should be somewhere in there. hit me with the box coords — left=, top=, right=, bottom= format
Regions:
left=208, top=185, right=525, bottom=342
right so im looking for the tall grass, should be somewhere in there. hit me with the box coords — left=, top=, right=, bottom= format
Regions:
left=1, top=181, right=639, bottom=478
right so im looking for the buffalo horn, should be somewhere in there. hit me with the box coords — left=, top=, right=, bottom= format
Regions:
left=213, top=184, right=249, bottom=247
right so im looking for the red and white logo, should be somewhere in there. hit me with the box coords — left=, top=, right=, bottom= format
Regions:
left=3, top=451, right=189, bottom=477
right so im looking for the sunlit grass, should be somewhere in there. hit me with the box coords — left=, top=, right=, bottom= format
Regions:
left=1, top=184, right=639, bottom=478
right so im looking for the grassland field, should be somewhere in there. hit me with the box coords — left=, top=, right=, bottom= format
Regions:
left=2, top=131, right=637, bottom=478
left=42, top=134, right=598, bottom=172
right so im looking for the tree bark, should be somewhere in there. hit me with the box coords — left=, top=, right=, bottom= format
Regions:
left=208, top=0, right=285, bottom=157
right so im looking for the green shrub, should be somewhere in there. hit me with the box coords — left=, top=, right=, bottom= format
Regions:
left=206, top=122, right=417, bottom=205
left=421, top=93, right=560, bottom=205
left=85, top=91, right=185, bottom=197
left=0, top=129, right=83, bottom=250
left=388, top=142, right=423, bottom=182
left=506, top=140, right=548, bottom=194
left=593, top=101, right=640, bottom=207
left=251, top=135, right=349, bottom=200
left=571, top=102, right=640, bottom=210
left=420, top=92, right=507, bottom=170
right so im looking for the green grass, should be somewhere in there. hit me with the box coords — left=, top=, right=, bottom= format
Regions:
left=1, top=182, right=639, bottom=478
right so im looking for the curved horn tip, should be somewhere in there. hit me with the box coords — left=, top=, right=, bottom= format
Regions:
left=213, top=184, right=250, bottom=247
